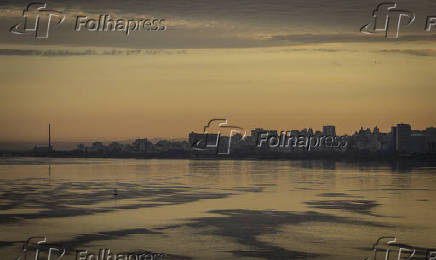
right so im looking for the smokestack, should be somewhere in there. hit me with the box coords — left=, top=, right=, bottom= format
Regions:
left=48, top=123, right=51, bottom=151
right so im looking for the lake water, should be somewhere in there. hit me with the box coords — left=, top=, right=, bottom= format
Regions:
left=0, top=158, right=435, bottom=259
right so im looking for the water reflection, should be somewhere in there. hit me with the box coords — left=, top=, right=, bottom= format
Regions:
left=0, top=158, right=435, bottom=259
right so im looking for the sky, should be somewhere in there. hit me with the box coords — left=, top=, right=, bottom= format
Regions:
left=0, top=0, right=435, bottom=142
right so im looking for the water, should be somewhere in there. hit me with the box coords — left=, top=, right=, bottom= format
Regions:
left=0, top=158, right=435, bottom=259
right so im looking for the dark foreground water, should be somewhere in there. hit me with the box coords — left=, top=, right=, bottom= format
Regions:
left=0, top=158, right=435, bottom=260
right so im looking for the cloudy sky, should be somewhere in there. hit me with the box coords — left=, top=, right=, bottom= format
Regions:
left=0, top=0, right=435, bottom=142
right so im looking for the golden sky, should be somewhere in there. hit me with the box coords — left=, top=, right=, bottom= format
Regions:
left=0, top=0, right=435, bottom=142
left=1, top=42, right=435, bottom=142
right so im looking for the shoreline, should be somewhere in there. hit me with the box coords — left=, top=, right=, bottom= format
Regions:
left=1, top=151, right=436, bottom=164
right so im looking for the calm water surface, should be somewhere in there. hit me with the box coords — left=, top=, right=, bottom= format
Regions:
left=0, top=158, right=435, bottom=259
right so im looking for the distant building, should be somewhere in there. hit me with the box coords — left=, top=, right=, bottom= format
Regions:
left=379, top=133, right=393, bottom=152
left=133, top=138, right=148, bottom=153
left=393, top=124, right=411, bottom=154
left=32, top=146, right=52, bottom=153
left=77, top=144, right=86, bottom=152
left=373, top=126, right=380, bottom=135
left=108, top=142, right=122, bottom=153
left=356, top=127, right=372, bottom=136
left=426, top=127, right=436, bottom=153
left=88, top=142, right=105, bottom=153
left=322, top=125, right=336, bottom=136
left=410, top=131, right=426, bottom=154
left=351, top=129, right=381, bottom=152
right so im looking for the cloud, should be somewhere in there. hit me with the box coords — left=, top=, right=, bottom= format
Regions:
left=0, top=48, right=186, bottom=56
left=378, top=49, right=436, bottom=56
left=1, top=0, right=436, bottom=48
left=263, top=33, right=436, bottom=45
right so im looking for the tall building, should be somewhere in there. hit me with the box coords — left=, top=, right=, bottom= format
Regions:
left=133, top=138, right=148, bottom=153
left=426, top=127, right=436, bottom=152
left=394, top=123, right=411, bottom=154
left=322, top=125, right=336, bottom=136
left=410, top=131, right=426, bottom=154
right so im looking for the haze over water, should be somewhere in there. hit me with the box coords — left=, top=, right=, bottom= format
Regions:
left=0, top=158, right=435, bottom=259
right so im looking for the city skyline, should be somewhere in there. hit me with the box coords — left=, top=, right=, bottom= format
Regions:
left=9, top=122, right=430, bottom=158
left=5, top=121, right=436, bottom=142
left=2, top=120, right=436, bottom=143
